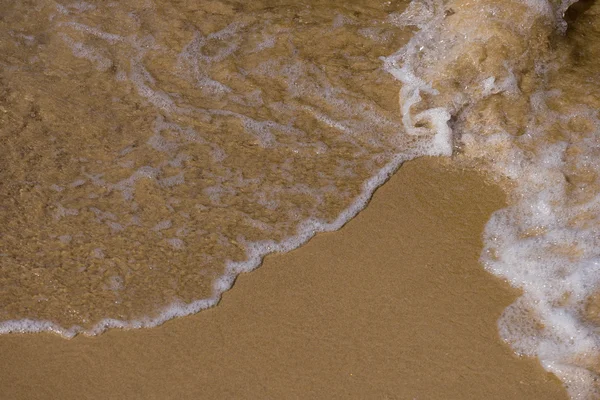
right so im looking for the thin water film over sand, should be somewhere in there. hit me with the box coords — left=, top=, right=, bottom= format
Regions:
left=0, top=0, right=434, bottom=333
left=6, top=0, right=600, bottom=398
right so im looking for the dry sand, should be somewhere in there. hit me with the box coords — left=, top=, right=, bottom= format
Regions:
left=0, top=157, right=568, bottom=399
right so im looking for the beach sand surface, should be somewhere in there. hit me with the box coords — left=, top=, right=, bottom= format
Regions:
left=0, top=157, right=568, bottom=399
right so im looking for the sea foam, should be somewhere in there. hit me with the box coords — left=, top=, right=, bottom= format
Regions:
left=383, top=0, right=600, bottom=398
left=0, top=1, right=451, bottom=337
left=3, top=2, right=600, bottom=398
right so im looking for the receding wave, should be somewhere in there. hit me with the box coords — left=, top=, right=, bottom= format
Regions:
left=3, top=0, right=600, bottom=397
left=385, top=0, right=600, bottom=397
left=0, top=0, right=447, bottom=336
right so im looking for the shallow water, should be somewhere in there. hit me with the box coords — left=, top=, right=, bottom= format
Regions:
left=2, top=0, right=600, bottom=398
left=0, top=0, right=428, bottom=332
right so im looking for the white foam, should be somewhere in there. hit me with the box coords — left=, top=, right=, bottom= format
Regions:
left=5, top=7, right=568, bottom=393
left=152, top=220, right=172, bottom=232
left=58, top=33, right=113, bottom=72
left=0, top=148, right=423, bottom=338
left=380, top=0, right=600, bottom=398
left=92, top=248, right=105, bottom=259
left=0, top=8, right=455, bottom=331
left=166, top=238, right=185, bottom=250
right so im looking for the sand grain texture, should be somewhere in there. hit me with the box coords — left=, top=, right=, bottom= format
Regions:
left=0, top=158, right=567, bottom=399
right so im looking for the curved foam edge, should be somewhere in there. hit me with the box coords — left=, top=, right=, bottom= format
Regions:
left=0, top=152, right=419, bottom=338
left=380, top=1, right=597, bottom=398
left=0, top=2, right=459, bottom=338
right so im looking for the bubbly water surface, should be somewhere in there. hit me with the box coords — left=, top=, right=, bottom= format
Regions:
left=3, top=0, right=600, bottom=398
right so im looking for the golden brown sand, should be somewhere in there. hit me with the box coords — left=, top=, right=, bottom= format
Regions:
left=0, top=157, right=568, bottom=399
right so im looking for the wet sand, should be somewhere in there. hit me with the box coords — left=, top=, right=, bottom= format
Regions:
left=0, top=157, right=568, bottom=399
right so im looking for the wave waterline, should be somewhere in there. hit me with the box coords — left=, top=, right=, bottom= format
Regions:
left=2, top=0, right=600, bottom=398
left=386, top=0, right=600, bottom=398
left=0, top=0, right=446, bottom=334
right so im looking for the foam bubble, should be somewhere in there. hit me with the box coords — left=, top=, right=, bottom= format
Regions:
left=3, top=1, right=559, bottom=379
left=383, top=0, right=600, bottom=397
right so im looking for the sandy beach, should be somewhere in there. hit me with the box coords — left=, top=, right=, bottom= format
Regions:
left=0, top=157, right=568, bottom=399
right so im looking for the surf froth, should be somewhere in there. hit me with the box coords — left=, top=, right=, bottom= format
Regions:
left=3, top=0, right=600, bottom=397
left=385, top=0, right=600, bottom=397
left=0, top=1, right=451, bottom=337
